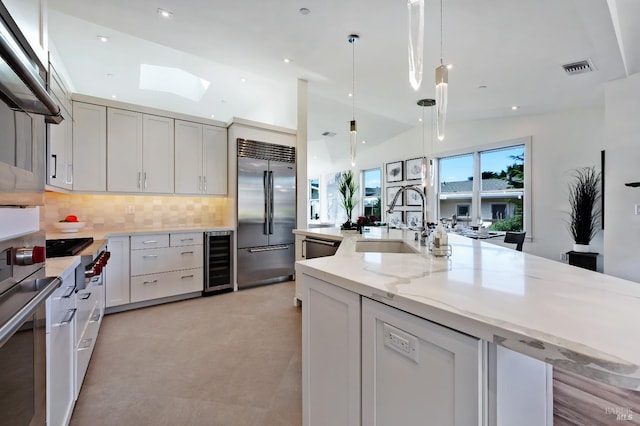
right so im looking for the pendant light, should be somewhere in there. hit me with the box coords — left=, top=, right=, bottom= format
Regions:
left=435, top=0, right=448, bottom=141
left=407, top=0, right=425, bottom=90
left=417, top=99, right=436, bottom=188
left=348, top=34, right=359, bottom=167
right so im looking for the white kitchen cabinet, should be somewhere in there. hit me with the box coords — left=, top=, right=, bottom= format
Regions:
left=47, top=60, right=73, bottom=190
left=129, top=232, right=203, bottom=303
left=361, top=297, right=483, bottom=426
left=3, top=0, right=48, bottom=66
left=105, top=236, right=130, bottom=308
left=107, top=109, right=174, bottom=193
left=72, top=102, right=106, bottom=191
left=46, top=267, right=75, bottom=426
left=175, top=120, right=227, bottom=195
left=302, top=274, right=361, bottom=426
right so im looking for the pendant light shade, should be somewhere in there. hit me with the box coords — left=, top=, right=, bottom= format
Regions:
left=348, top=34, right=359, bottom=166
left=417, top=98, right=436, bottom=187
left=407, top=0, right=425, bottom=91
left=435, top=65, right=448, bottom=141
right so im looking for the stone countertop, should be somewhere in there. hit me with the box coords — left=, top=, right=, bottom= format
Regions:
left=294, top=227, right=640, bottom=390
left=46, top=256, right=80, bottom=278
left=46, top=224, right=234, bottom=240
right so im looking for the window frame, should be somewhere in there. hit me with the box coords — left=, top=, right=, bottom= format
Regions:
left=433, top=137, right=532, bottom=237
left=360, top=167, right=382, bottom=221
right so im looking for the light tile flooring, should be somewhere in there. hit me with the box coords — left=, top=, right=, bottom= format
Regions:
left=70, top=281, right=301, bottom=426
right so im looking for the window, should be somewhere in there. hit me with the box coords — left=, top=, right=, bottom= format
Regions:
left=437, top=140, right=530, bottom=233
left=309, top=178, right=320, bottom=221
left=361, top=168, right=381, bottom=220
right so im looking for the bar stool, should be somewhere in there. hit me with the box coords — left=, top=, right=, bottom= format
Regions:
left=504, top=231, right=526, bottom=251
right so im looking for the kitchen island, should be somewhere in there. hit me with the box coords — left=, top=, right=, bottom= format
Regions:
left=294, top=227, right=640, bottom=425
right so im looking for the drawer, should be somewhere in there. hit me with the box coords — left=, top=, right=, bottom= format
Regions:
left=75, top=287, right=97, bottom=346
left=130, top=268, right=204, bottom=303
left=75, top=317, right=99, bottom=399
left=46, top=283, right=76, bottom=333
left=170, top=232, right=203, bottom=247
left=131, top=234, right=169, bottom=250
left=131, top=245, right=203, bottom=276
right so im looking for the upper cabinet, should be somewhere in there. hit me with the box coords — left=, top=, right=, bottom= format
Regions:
left=72, top=102, right=106, bottom=192
left=47, top=59, right=73, bottom=190
left=175, top=120, right=227, bottom=195
left=3, top=0, right=48, bottom=67
left=107, top=109, right=174, bottom=193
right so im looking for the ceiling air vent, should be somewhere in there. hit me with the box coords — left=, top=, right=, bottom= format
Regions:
left=562, top=59, right=595, bottom=75
left=321, top=131, right=336, bottom=137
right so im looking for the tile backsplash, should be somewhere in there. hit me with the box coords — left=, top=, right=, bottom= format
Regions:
left=43, top=192, right=229, bottom=233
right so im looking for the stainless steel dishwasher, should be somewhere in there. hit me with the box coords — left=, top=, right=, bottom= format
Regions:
left=302, top=237, right=341, bottom=259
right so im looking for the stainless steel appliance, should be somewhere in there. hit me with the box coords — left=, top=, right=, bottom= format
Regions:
left=302, top=237, right=341, bottom=259
left=237, top=139, right=296, bottom=288
left=204, top=231, right=233, bottom=294
left=0, top=2, right=62, bottom=208
left=0, top=231, right=61, bottom=426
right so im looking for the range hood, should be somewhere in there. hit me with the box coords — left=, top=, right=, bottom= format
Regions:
left=0, top=4, right=62, bottom=124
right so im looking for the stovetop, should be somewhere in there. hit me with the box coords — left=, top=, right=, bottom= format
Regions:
left=46, top=237, right=94, bottom=258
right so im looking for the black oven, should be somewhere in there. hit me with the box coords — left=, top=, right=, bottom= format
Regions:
left=0, top=231, right=61, bottom=426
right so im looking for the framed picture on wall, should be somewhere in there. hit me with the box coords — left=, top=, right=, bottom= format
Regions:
left=387, top=211, right=403, bottom=228
left=385, top=161, right=403, bottom=182
left=406, top=211, right=422, bottom=228
left=386, top=186, right=403, bottom=206
left=405, top=157, right=424, bottom=181
left=406, top=188, right=424, bottom=206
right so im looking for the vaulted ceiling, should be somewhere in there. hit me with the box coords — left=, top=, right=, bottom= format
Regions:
left=48, top=0, right=638, bottom=165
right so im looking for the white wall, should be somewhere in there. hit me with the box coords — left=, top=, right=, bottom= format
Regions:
left=603, top=73, right=640, bottom=282
left=310, top=107, right=605, bottom=262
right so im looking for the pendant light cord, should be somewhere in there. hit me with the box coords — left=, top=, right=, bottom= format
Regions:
left=352, top=38, right=356, bottom=120
left=440, top=0, right=444, bottom=66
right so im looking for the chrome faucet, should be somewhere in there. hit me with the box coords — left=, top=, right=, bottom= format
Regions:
left=387, top=185, right=429, bottom=245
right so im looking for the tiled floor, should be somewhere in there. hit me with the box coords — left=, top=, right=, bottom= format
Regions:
left=70, top=281, right=301, bottom=426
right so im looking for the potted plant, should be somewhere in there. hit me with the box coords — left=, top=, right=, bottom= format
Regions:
left=568, top=166, right=601, bottom=252
left=338, top=170, right=358, bottom=230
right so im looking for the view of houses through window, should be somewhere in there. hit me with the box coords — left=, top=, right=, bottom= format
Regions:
left=438, top=145, right=525, bottom=231
left=362, top=168, right=381, bottom=220
left=309, top=178, right=319, bottom=220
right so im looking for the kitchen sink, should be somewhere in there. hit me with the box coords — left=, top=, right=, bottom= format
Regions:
left=355, top=239, right=419, bottom=254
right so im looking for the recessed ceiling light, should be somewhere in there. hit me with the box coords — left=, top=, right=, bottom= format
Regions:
left=107, top=73, right=114, bottom=78
left=361, top=140, right=366, bottom=144
left=210, top=114, right=215, bottom=118
left=511, top=105, right=519, bottom=110
left=446, top=64, right=453, bottom=69
left=283, top=58, right=291, bottom=63
left=418, top=118, right=423, bottom=122
left=157, top=8, right=173, bottom=18
left=97, top=35, right=109, bottom=43
left=111, top=94, right=117, bottom=99
left=240, top=78, right=247, bottom=83
left=348, top=92, right=353, bottom=97
left=299, top=7, right=310, bottom=15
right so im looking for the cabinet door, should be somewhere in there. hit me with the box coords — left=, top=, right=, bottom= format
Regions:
left=174, top=120, right=203, bottom=194
left=105, top=236, right=130, bottom=307
left=107, top=108, right=143, bottom=192
left=302, top=274, right=360, bottom=426
left=48, top=111, right=72, bottom=190
left=362, top=297, right=483, bottom=426
left=72, top=102, right=106, bottom=191
left=203, top=125, right=227, bottom=195
left=142, top=115, right=174, bottom=193
left=3, top=0, right=48, bottom=66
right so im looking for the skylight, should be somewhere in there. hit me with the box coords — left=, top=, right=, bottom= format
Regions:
left=139, top=64, right=210, bottom=102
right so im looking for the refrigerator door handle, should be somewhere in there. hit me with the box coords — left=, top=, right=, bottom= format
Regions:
left=263, top=170, right=269, bottom=235
left=269, top=171, right=274, bottom=234
left=248, top=245, right=290, bottom=253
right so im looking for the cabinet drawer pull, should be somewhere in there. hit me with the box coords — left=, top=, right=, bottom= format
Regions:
left=143, top=254, right=158, bottom=258
left=181, top=274, right=194, bottom=279
left=78, top=338, right=93, bottom=350
left=60, top=285, right=75, bottom=298
left=142, top=240, right=158, bottom=244
left=143, top=280, right=158, bottom=285
left=181, top=251, right=194, bottom=255
left=59, top=308, right=76, bottom=326
left=180, top=238, right=194, bottom=242
left=90, top=312, right=101, bottom=323
left=78, top=293, right=91, bottom=300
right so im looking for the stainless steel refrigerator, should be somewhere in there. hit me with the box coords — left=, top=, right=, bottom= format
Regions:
left=237, top=139, right=296, bottom=289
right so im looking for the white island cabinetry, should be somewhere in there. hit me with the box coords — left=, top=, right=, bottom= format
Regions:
left=105, top=236, right=130, bottom=308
